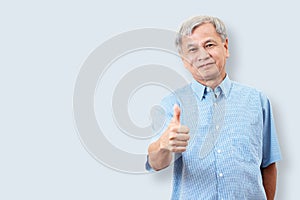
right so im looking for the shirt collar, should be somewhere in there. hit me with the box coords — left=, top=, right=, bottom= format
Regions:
left=191, top=75, right=232, bottom=100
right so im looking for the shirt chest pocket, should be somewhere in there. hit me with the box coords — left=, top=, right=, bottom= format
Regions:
left=230, top=112, right=262, bottom=164
left=232, top=135, right=252, bottom=162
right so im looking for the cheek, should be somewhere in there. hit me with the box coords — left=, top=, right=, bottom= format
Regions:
left=183, top=54, right=198, bottom=68
left=186, top=54, right=197, bottom=63
left=211, top=52, right=226, bottom=65
left=189, top=55, right=203, bottom=69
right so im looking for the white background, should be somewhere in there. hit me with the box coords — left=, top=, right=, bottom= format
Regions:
left=0, top=0, right=298, bottom=199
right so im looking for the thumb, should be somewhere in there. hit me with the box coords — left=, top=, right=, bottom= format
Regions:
left=172, top=104, right=181, bottom=124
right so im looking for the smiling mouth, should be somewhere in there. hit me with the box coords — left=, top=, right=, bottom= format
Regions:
left=199, top=62, right=215, bottom=68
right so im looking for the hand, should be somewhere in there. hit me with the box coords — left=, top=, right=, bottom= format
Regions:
left=159, top=104, right=190, bottom=153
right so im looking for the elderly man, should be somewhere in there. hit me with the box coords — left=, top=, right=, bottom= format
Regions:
left=146, top=15, right=281, bottom=200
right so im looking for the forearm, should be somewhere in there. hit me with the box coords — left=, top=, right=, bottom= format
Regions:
left=262, top=163, right=277, bottom=200
left=148, top=140, right=173, bottom=171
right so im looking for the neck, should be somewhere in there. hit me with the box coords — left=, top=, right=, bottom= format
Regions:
left=197, top=73, right=226, bottom=89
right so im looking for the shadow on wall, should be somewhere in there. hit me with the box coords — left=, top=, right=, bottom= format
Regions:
left=226, top=29, right=239, bottom=82
left=271, top=100, right=287, bottom=200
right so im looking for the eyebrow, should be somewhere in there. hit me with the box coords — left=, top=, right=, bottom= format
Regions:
left=204, top=39, right=217, bottom=44
left=186, top=43, right=197, bottom=49
left=185, top=38, right=218, bottom=48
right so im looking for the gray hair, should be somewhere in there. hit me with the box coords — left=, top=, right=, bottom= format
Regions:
left=175, top=15, right=228, bottom=53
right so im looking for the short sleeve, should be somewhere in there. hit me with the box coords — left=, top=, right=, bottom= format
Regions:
left=260, top=94, right=282, bottom=168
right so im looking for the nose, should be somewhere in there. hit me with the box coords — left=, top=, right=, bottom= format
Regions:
left=197, top=47, right=210, bottom=61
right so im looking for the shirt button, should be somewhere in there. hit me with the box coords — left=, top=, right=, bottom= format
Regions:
left=207, top=88, right=210, bottom=92
left=216, top=125, right=219, bottom=130
left=219, top=173, right=223, bottom=177
left=217, top=149, right=221, bottom=153
left=213, top=102, right=217, bottom=106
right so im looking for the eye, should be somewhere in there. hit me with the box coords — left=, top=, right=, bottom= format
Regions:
left=188, top=48, right=197, bottom=52
left=205, top=43, right=215, bottom=48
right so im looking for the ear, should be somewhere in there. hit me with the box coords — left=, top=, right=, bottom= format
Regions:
left=224, top=38, right=230, bottom=58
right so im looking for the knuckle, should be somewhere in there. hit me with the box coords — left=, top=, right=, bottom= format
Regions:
left=169, top=132, right=177, bottom=140
left=169, top=140, right=175, bottom=146
left=169, top=146, right=176, bottom=152
left=178, top=147, right=186, bottom=153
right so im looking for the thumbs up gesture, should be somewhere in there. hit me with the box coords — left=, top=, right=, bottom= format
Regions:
left=159, top=104, right=190, bottom=153
left=172, top=104, right=181, bottom=124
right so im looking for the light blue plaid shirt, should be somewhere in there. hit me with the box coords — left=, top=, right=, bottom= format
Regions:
left=146, top=75, right=281, bottom=200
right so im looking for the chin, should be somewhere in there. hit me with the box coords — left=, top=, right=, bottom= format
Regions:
left=197, top=71, right=221, bottom=81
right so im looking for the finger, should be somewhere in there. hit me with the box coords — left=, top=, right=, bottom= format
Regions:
left=170, top=146, right=187, bottom=153
left=175, top=133, right=190, bottom=141
left=177, top=125, right=189, bottom=134
left=169, top=132, right=190, bottom=141
left=169, top=140, right=188, bottom=147
left=171, top=104, right=181, bottom=124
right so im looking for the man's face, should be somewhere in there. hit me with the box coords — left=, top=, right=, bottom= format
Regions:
left=181, top=23, right=229, bottom=86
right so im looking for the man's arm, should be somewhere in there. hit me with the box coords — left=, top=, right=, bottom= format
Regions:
left=148, top=105, right=189, bottom=171
left=261, top=162, right=277, bottom=200
left=148, top=138, right=173, bottom=171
